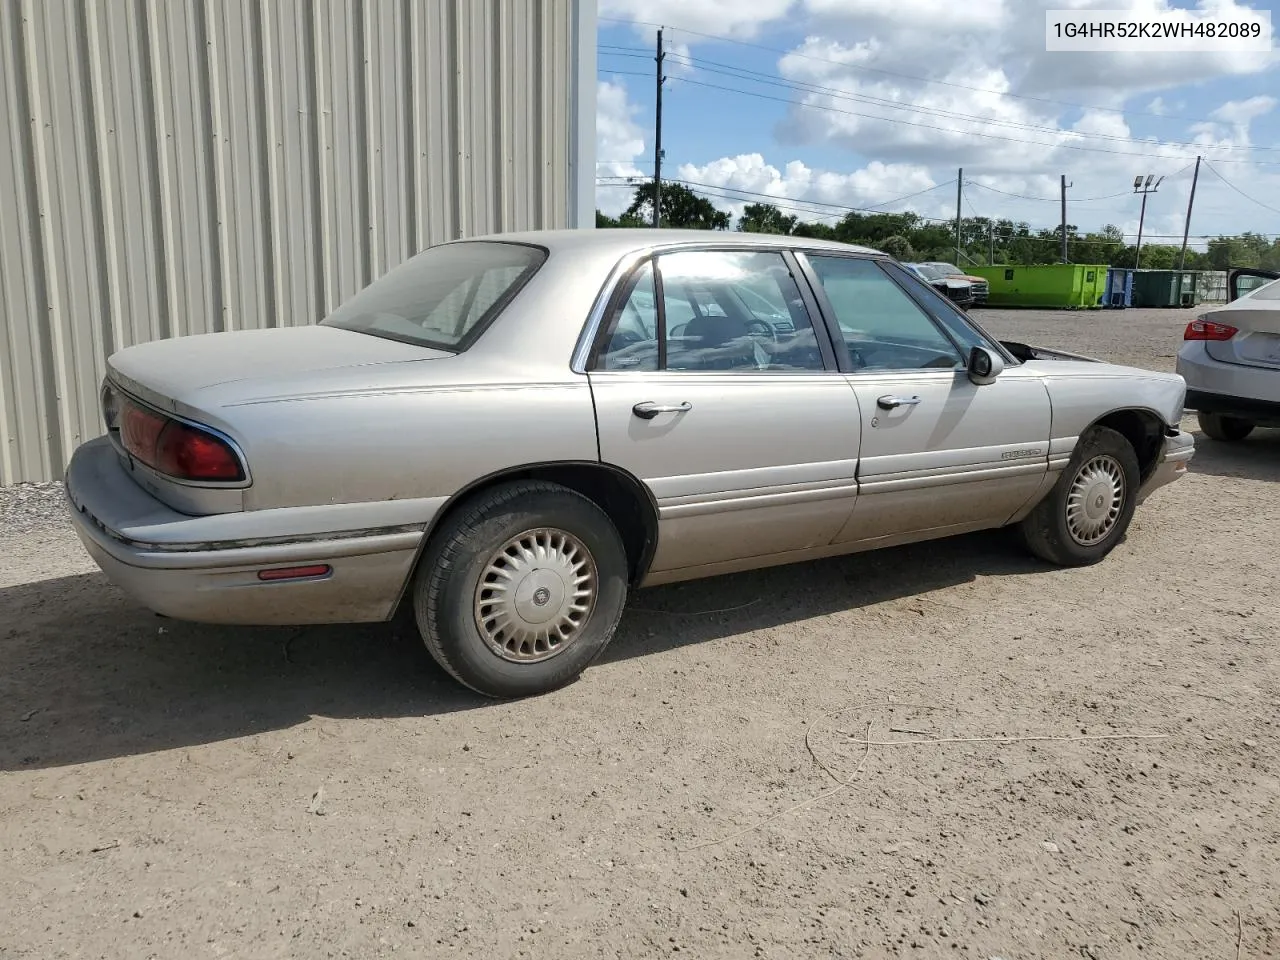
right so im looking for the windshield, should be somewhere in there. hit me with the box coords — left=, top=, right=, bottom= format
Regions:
left=321, top=241, right=546, bottom=350
left=911, top=263, right=947, bottom=280
left=932, top=263, right=964, bottom=277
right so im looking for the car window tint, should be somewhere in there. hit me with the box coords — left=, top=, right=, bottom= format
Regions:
left=880, top=261, right=998, bottom=355
left=806, top=256, right=963, bottom=372
left=657, top=250, right=825, bottom=372
left=596, top=261, right=661, bottom=371
left=320, top=241, right=544, bottom=350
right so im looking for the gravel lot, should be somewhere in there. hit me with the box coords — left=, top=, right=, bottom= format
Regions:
left=2, top=307, right=1277, bottom=960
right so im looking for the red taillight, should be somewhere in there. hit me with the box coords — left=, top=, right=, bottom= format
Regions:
left=155, top=421, right=244, bottom=481
left=1184, top=318, right=1238, bottom=341
left=116, top=396, right=244, bottom=482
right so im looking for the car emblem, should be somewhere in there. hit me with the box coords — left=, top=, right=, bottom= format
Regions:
left=533, top=587, right=551, bottom=606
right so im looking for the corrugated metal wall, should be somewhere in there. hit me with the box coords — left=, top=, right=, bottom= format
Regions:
left=0, top=0, right=594, bottom=485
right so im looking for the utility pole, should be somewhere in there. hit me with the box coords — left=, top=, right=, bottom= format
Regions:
left=1178, top=156, right=1201, bottom=271
left=955, top=169, right=963, bottom=264
left=652, top=28, right=665, bottom=228
left=1132, top=173, right=1164, bottom=270
left=989, top=221, right=995, bottom=265
left=1060, top=175, right=1072, bottom=263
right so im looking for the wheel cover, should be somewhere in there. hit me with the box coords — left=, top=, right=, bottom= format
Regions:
left=1065, top=454, right=1126, bottom=546
left=473, top=528, right=597, bottom=664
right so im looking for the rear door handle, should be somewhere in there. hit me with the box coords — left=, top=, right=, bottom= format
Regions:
left=876, top=395, right=921, bottom=410
left=632, top=401, right=692, bottom=420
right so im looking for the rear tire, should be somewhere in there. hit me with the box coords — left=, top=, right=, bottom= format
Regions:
left=1019, top=425, right=1140, bottom=567
left=412, top=480, right=628, bottom=698
left=1197, top=411, right=1254, bottom=442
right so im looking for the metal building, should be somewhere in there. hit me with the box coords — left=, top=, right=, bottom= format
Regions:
left=0, top=0, right=597, bottom=485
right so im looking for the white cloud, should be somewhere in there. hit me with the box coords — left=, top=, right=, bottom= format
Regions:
left=672, top=153, right=941, bottom=223
left=1210, top=95, right=1278, bottom=127
left=600, top=0, right=794, bottom=39
left=595, top=0, right=1280, bottom=235
left=595, top=80, right=649, bottom=215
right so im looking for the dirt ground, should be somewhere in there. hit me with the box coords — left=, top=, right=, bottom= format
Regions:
left=2, top=306, right=1277, bottom=960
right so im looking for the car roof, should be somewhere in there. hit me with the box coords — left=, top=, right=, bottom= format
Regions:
left=452, top=228, right=882, bottom=258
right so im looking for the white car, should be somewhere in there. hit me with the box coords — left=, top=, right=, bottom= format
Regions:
left=1178, top=268, right=1280, bottom=441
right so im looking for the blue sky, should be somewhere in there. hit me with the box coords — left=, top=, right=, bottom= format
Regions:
left=595, top=0, right=1280, bottom=248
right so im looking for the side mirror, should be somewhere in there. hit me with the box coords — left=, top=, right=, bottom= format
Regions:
left=967, top=345, right=1004, bottom=386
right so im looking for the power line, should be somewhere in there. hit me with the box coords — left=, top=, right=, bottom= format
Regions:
left=597, top=175, right=1280, bottom=239
left=597, top=174, right=959, bottom=220
left=966, top=181, right=1129, bottom=203
left=964, top=166, right=1194, bottom=204
left=598, top=16, right=1256, bottom=129
left=667, top=76, right=1279, bottom=165
left=664, top=53, right=1276, bottom=157
left=1203, top=161, right=1280, bottom=217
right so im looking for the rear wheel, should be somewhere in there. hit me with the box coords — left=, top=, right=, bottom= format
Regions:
left=412, top=480, right=629, bottom=698
left=1197, top=411, right=1254, bottom=442
left=1019, top=425, right=1140, bottom=567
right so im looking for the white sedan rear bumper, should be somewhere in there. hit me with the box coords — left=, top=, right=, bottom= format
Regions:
left=1177, top=341, right=1280, bottom=426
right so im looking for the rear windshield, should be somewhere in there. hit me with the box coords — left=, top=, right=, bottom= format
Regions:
left=320, top=241, right=546, bottom=350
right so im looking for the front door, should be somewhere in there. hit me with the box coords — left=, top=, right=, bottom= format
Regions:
left=799, top=254, right=1052, bottom=544
left=587, top=248, right=862, bottom=574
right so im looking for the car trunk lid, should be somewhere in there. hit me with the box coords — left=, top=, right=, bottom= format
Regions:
left=108, top=326, right=450, bottom=407
left=1201, top=279, right=1280, bottom=370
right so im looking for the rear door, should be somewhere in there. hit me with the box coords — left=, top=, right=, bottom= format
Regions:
left=587, top=247, right=862, bottom=575
left=1207, top=270, right=1280, bottom=370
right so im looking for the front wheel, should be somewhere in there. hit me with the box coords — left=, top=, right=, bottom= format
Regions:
left=1197, top=411, right=1254, bottom=442
left=1019, top=425, right=1140, bottom=567
left=412, top=481, right=629, bottom=698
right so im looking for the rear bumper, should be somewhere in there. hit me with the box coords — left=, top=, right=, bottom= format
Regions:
left=65, top=437, right=432, bottom=625
left=1136, top=429, right=1195, bottom=505
left=1177, top=343, right=1280, bottom=425
left=1185, top=389, right=1280, bottom=426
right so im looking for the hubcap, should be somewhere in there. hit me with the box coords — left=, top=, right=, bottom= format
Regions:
left=1065, top=454, right=1126, bottom=546
left=474, top=528, right=597, bottom=663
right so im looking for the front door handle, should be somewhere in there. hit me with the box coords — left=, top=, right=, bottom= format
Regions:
left=632, top=400, right=692, bottom=420
left=876, top=395, right=921, bottom=410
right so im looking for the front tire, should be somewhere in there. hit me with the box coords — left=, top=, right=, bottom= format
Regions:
left=1019, top=426, right=1140, bottom=567
left=413, top=480, right=629, bottom=698
left=1197, top=411, right=1254, bottom=442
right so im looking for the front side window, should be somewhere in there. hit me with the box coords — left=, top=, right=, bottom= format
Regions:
left=805, top=255, right=963, bottom=372
left=880, top=261, right=1002, bottom=357
left=321, top=241, right=545, bottom=350
left=595, top=250, right=825, bottom=373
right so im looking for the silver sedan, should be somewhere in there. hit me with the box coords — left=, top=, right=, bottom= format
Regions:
left=65, top=230, right=1194, bottom=697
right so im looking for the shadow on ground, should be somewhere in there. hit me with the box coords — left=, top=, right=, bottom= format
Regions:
left=1, top=529, right=1045, bottom=771
left=1183, top=426, right=1280, bottom=482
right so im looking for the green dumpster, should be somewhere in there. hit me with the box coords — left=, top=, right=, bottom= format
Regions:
left=968, top=264, right=1109, bottom=308
left=1131, top=270, right=1200, bottom=308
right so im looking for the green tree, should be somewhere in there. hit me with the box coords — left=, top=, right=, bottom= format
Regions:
left=737, top=202, right=798, bottom=235
left=623, top=182, right=730, bottom=230
left=595, top=208, right=646, bottom=229
left=791, top=220, right=838, bottom=240
left=878, top=235, right=915, bottom=260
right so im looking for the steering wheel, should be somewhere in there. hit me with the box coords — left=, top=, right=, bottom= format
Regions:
left=743, top=318, right=779, bottom=344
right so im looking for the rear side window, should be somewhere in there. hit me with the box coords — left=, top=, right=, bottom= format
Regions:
left=321, top=241, right=545, bottom=351
left=593, top=250, right=828, bottom=373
